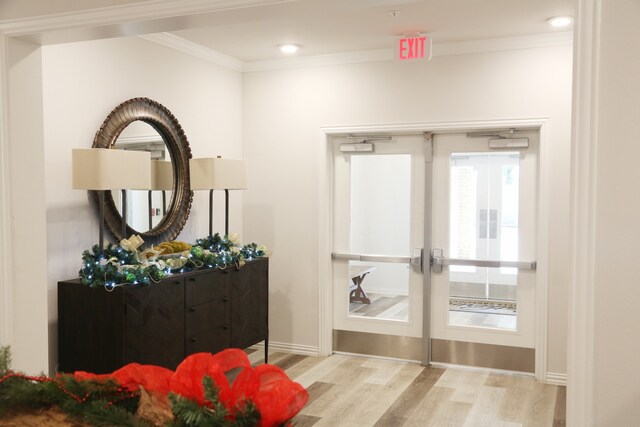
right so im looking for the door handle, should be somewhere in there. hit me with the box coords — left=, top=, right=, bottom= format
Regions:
left=430, top=248, right=536, bottom=273
left=411, top=248, right=423, bottom=273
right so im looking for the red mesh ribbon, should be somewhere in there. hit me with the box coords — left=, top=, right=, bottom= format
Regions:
left=75, top=364, right=173, bottom=396
left=73, top=349, right=308, bottom=426
left=231, top=364, right=309, bottom=427
left=170, top=349, right=250, bottom=406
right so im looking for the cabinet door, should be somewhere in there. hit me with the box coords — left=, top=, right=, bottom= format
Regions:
left=231, top=259, right=269, bottom=348
left=124, top=278, right=185, bottom=369
left=58, top=281, right=126, bottom=374
left=185, top=272, right=230, bottom=355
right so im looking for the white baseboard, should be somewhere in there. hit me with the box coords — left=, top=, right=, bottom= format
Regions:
left=250, top=341, right=320, bottom=357
left=545, top=372, right=567, bottom=386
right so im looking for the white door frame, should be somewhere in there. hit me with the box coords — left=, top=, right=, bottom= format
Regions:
left=318, top=117, right=551, bottom=381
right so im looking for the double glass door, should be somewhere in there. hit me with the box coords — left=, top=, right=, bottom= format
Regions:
left=331, top=130, right=538, bottom=369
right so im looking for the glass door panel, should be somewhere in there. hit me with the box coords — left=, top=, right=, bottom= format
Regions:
left=348, top=260, right=410, bottom=321
left=349, top=154, right=411, bottom=321
left=431, top=131, right=537, bottom=350
left=448, top=152, right=519, bottom=331
left=332, top=134, right=425, bottom=339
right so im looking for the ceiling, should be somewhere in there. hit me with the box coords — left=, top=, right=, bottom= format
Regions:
left=170, top=0, right=575, bottom=62
left=0, top=0, right=575, bottom=62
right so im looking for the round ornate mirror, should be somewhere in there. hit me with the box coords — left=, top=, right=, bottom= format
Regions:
left=113, top=121, right=172, bottom=233
left=90, top=98, right=193, bottom=246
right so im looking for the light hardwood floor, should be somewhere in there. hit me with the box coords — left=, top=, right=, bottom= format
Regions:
left=246, top=350, right=566, bottom=427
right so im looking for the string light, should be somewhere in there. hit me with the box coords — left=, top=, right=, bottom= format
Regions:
left=80, top=234, right=266, bottom=287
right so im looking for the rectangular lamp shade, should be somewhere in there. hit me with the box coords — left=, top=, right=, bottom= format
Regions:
left=190, top=157, right=247, bottom=190
left=72, top=148, right=151, bottom=190
left=151, top=160, right=174, bottom=190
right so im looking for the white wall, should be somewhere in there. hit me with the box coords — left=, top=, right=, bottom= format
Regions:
left=4, top=37, right=49, bottom=374
left=42, top=36, right=243, bottom=373
left=243, top=45, right=573, bottom=374
left=590, top=0, right=640, bottom=423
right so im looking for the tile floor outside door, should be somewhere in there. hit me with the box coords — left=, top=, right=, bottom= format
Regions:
left=349, top=294, right=518, bottom=329
left=247, top=349, right=566, bottom=427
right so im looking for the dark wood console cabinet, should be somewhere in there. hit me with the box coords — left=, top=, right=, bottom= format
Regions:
left=58, top=258, right=268, bottom=374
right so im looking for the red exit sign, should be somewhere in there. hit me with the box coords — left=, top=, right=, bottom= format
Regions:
left=397, top=35, right=431, bottom=61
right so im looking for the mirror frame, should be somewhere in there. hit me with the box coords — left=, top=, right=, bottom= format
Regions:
left=90, top=97, right=193, bottom=246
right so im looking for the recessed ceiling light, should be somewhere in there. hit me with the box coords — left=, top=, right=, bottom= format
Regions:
left=547, top=16, right=573, bottom=28
left=279, top=44, right=300, bottom=54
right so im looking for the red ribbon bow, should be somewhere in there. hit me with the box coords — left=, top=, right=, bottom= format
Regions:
left=74, top=349, right=308, bottom=426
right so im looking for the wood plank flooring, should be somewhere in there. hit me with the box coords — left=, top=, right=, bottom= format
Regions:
left=349, top=293, right=409, bottom=321
left=246, top=349, right=566, bottom=427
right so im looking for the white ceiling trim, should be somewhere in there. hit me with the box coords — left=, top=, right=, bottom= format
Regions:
left=0, top=0, right=297, bottom=38
left=140, top=33, right=244, bottom=72
left=139, top=31, right=573, bottom=73
left=243, top=49, right=394, bottom=72
left=434, top=31, right=573, bottom=56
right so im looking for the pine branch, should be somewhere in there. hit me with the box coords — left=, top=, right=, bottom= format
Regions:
left=169, top=394, right=226, bottom=426
left=169, top=376, right=235, bottom=426
left=0, top=368, right=143, bottom=425
left=233, top=400, right=261, bottom=426
left=0, top=345, right=11, bottom=373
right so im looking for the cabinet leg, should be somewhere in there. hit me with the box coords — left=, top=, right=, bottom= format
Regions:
left=264, top=339, right=269, bottom=364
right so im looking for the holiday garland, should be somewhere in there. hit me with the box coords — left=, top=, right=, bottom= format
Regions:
left=79, top=233, right=267, bottom=289
left=0, top=346, right=307, bottom=426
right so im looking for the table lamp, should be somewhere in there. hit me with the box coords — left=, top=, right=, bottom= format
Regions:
left=189, top=157, right=247, bottom=237
left=149, top=160, right=174, bottom=229
left=72, top=148, right=151, bottom=249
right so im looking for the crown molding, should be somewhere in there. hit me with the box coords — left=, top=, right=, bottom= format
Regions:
left=433, top=31, right=573, bottom=56
left=140, top=33, right=244, bottom=72
left=243, top=48, right=393, bottom=72
left=0, top=0, right=295, bottom=38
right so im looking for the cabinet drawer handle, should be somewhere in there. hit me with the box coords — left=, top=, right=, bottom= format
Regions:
left=190, top=338, right=197, bottom=343
left=189, top=307, right=196, bottom=312
left=222, top=298, right=229, bottom=303
left=223, top=325, right=229, bottom=330
left=188, top=277, right=196, bottom=282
